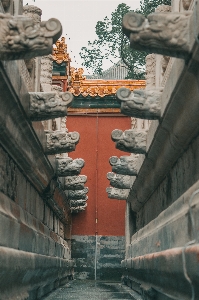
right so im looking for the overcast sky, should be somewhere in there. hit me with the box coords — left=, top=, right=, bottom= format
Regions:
left=31, top=0, right=141, bottom=74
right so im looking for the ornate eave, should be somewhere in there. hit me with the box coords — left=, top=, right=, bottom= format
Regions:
left=69, top=77, right=146, bottom=109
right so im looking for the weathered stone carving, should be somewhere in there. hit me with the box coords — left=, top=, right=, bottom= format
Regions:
left=40, top=55, right=53, bottom=92
left=155, top=5, right=171, bottom=13
left=106, top=187, right=130, bottom=200
left=145, top=54, right=156, bottom=89
left=107, top=172, right=133, bottom=189
left=28, top=91, right=73, bottom=121
left=109, top=155, right=138, bottom=176
left=45, top=130, right=80, bottom=155
left=23, top=5, right=42, bottom=24
left=182, top=0, right=192, bottom=10
left=116, top=87, right=162, bottom=119
left=64, top=175, right=87, bottom=190
left=0, top=13, right=62, bottom=60
left=71, top=203, right=87, bottom=213
left=122, top=11, right=192, bottom=59
left=111, top=129, right=147, bottom=154
left=68, top=188, right=89, bottom=200
left=70, top=199, right=87, bottom=207
left=56, top=157, right=85, bottom=176
left=2, top=0, right=10, bottom=11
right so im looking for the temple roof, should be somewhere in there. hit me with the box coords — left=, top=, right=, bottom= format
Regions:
left=68, top=68, right=145, bottom=110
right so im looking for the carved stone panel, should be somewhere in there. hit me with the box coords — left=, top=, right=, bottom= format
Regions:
left=109, top=155, right=138, bottom=176
left=0, top=13, right=62, bottom=60
left=107, top=172, right=133, bottom=189
left=64, top=175, right=87, bottom=190
left=45, top=130, right=80, bottom=155
left=116, top=87, right=162, bottom=119
left=56, top=157, right=85, bottom=177
left=68, top=188, right=89, bottom=200
left=122, top=11, right=192, bottom=59
left=28, top=92, right=73, bottom=121
left=111, top=129, right=147, bottom=154
left=106, top=187, right=130, bottom=200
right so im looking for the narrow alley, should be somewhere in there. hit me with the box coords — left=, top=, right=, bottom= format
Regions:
left=42, top=280, right=141, bottom=300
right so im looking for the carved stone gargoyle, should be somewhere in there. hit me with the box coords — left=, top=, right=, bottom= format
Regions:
left=45, top=130, right=80, bottom=155
left=64, top=175, right=87, bottom=190
left=116, top=87, right=162, bottom=119
left=111, top=129, right=147, bottom=154
left=70, top=199, right=87, bottom=207
left=0, top=13, right=62, bottom=60
left=28, top=92, right=73, bottom=121
left=109, top=155, right=138, bottom=176
left=71, top=203, right=87, bottom=213
left=106, top=187, right=130, bottom=200
left=122, top=11, right=192, bottom=59
left=56, top=157, right=85, bottom=177
left=68, top=188, right=89, bottom=200
left=107, top=172, right=133, bottom=189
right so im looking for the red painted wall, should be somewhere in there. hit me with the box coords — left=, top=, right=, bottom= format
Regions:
left=67, top=115, right=131, bottom=236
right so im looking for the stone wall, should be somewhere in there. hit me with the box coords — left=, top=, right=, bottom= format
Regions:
left=71, top=235, right=125, bottom=281
left=0, top=9, right=74, bottom=299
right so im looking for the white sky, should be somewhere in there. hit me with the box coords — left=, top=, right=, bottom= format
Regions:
left=31, top=0, right=141, bottom=74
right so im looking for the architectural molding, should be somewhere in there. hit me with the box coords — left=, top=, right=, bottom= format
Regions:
left=64, top=175, right=87, bottom=190
left=109, top=155, right=138, bottom=176
left=28, top=91, right=73, bottom=121
left=116, top=87, right=162, bottom=119
left=122, top=11, right=192, bottom=59
left=111, top=129, right=147, bottom=154
left=56, top=157, right=85, bottom=177
left=106, top=187, right=130, bottom=200
left=68, top=188, right=88, bottom=200
left=0, top=13, right=62, bottom=60
left=107, top=172, right=133, bottom=189
left=45, top=130, right=80, bottom=155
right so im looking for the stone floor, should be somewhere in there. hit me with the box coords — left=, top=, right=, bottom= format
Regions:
left=42, top=280, right=143, bottom=300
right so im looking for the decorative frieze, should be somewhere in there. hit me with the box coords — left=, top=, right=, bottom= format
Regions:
left=45, top=130, right=80, bottom=155
left=111, top=129, right=147, bottom=154
left=56, top=157, right=85, bottom=176
left=116, top=87, right=162, bottom=119
left=122, top=11, right=192, bottom=59
left=109, top=155, right=138, bottom=176
left=107, top=172, right=133, bottom=189
left=0, top=13, right=62, bottom=60
left=64, top=175, right=87, bottom=190
left=106, top=187, right=130, bottom=200
left=28, top=91, right=73, bottom=121
left=68, top=188, right=89, bottom=200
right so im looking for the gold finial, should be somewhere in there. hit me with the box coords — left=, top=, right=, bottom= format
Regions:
left=53, top=37, right=70, bottom=64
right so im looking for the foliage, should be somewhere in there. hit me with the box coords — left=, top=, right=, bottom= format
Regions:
left=79, top=0, right=171, bottom=79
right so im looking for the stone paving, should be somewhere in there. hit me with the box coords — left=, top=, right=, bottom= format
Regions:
left=42, top=280, right=143, bottom=300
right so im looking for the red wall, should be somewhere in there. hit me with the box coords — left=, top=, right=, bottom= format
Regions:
left=67, top=115, right=131, bottom=236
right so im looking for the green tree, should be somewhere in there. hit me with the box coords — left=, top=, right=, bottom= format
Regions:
left=79, top=0, right=171, bottom=79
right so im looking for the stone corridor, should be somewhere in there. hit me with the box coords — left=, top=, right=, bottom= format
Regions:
left=42, top=280, right=141, bottom=300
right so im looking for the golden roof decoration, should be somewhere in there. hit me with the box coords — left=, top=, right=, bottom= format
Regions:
left=52, top=37, right=70, bottom=64
left=69, top=77, right=146, bottom=98
left=70, top=67, right=86, bottom=82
